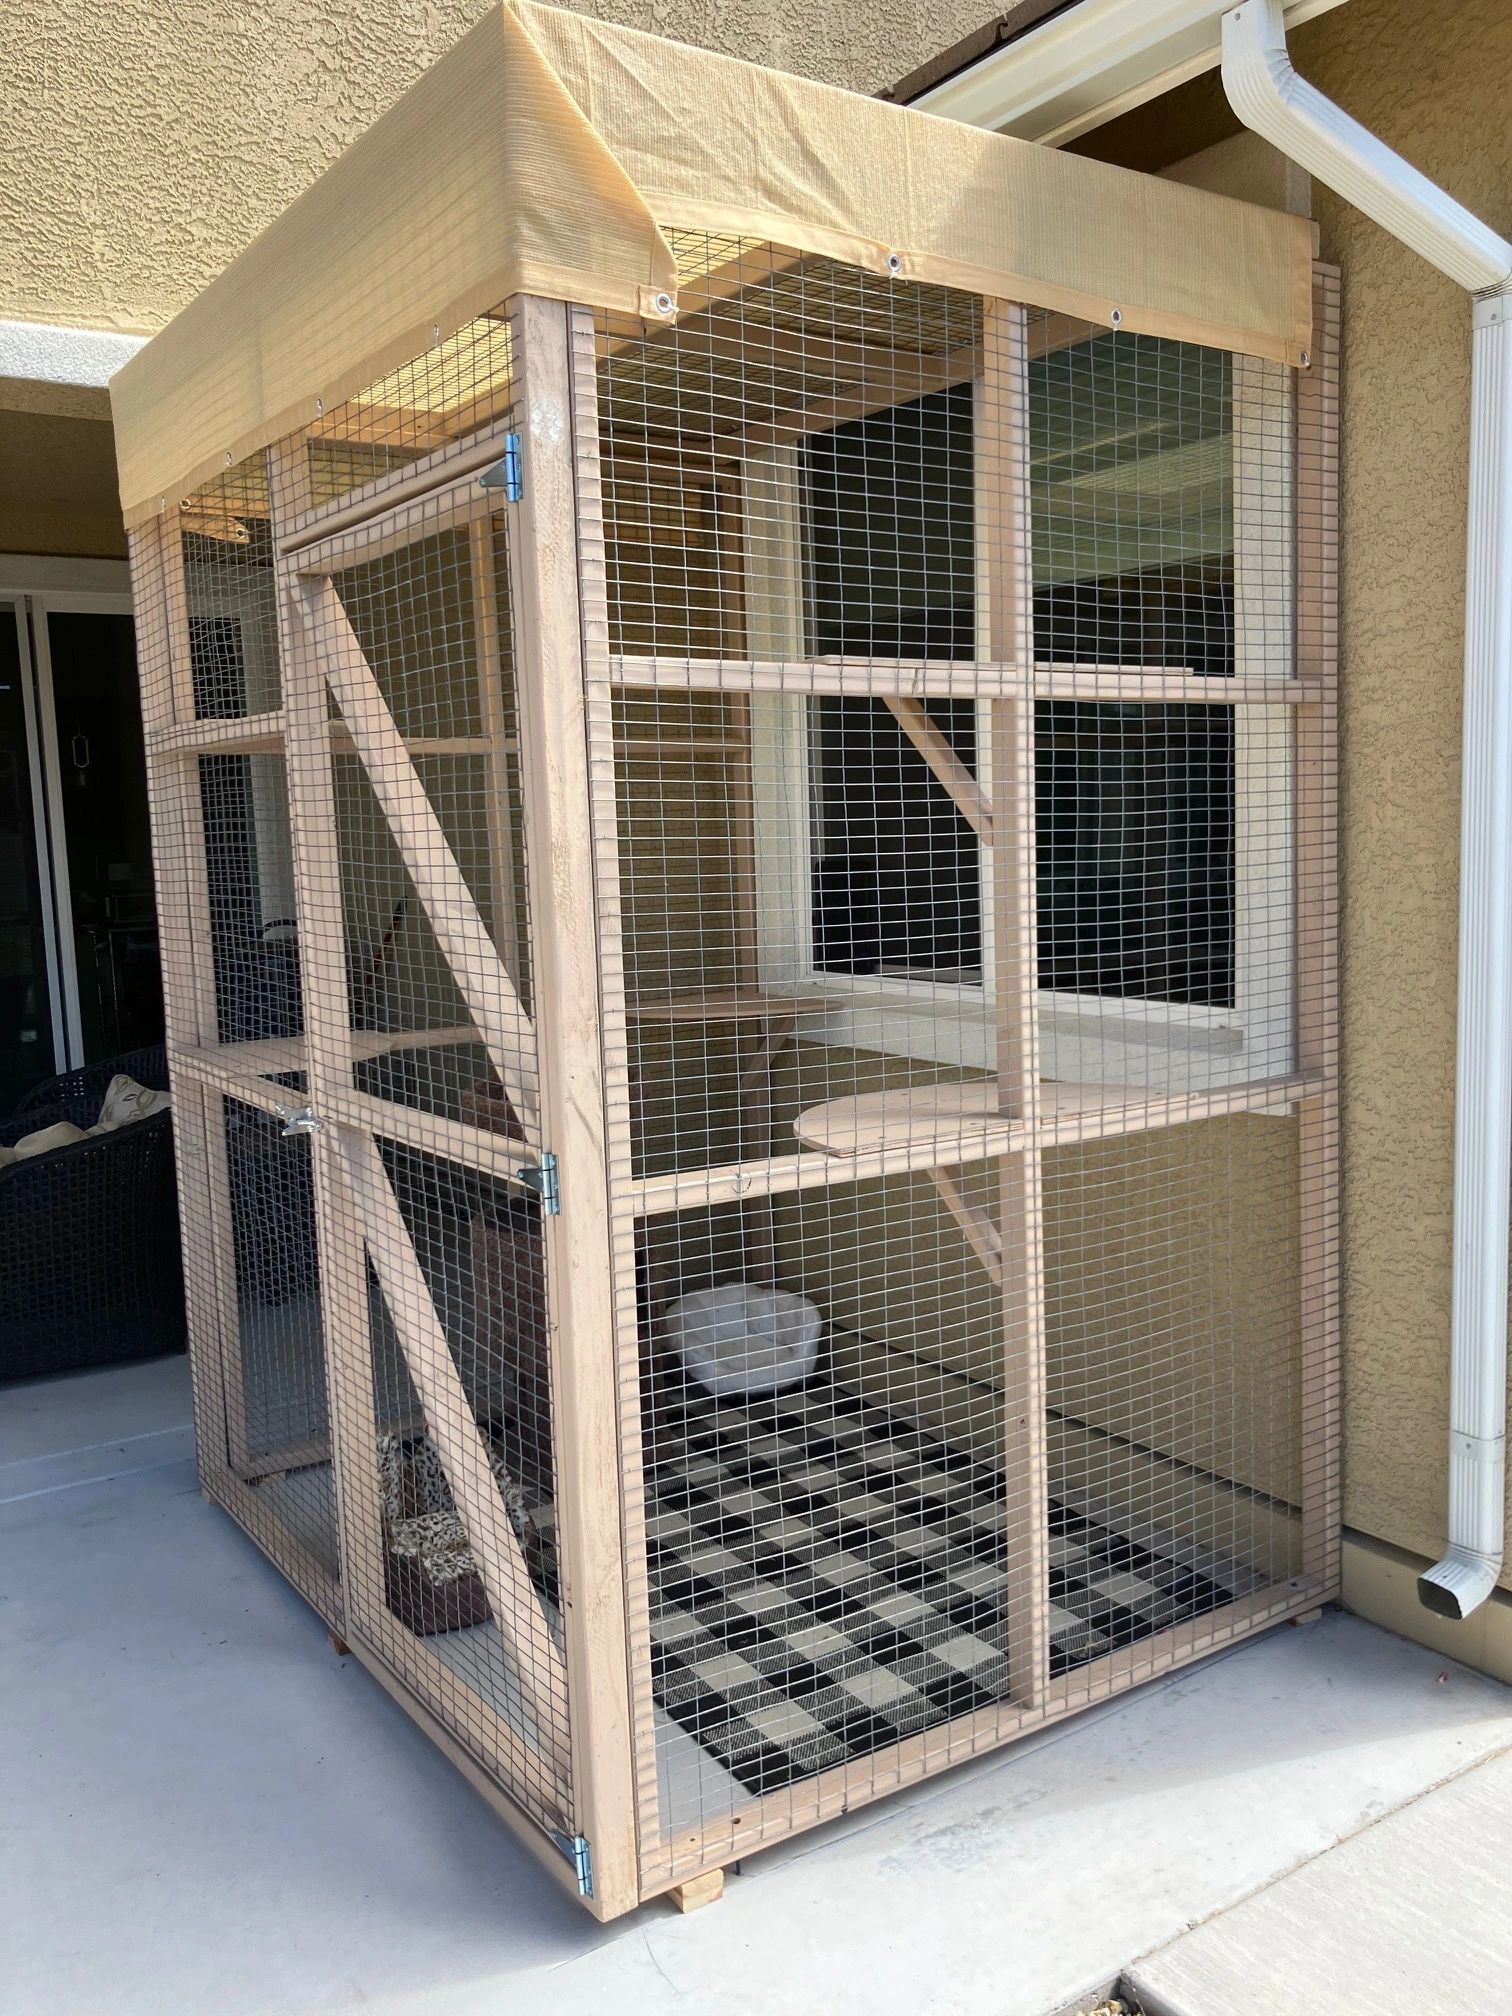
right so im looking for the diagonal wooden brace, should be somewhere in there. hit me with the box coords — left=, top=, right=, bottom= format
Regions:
left=928, top=1164, right=1004, bottom=1285
left=883, top=695, right=993, bottom=844
left=338, top=1126, right=571, bottom=1804
left=296, top=577, right=539, bottom=1128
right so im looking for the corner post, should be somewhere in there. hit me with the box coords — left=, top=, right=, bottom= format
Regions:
left=509, top=293, right=638, bottom=1916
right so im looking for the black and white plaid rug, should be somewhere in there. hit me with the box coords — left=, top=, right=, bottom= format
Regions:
left=645, top=1378, right=1246, bottom=1796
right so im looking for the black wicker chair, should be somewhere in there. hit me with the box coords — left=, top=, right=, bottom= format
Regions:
left=1, top=1045, right=186, bottom=1382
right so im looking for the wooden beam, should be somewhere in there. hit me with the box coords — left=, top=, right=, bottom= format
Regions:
left=512, top=296, right=640, bottom=1916
left=983, top=300, right=1048, bottom=1715
left=608, top=654, right=1014, bottom=698
left=147, top=709, right=286, bottom=754
left=883, top=694, right=992, bottom=841
left=278, top=420, right=511, bottom=557
left=469, top=514, right=525, bottom=991
left=296, top=574, right=539, bottom=1126
left=290, top=466, right=503, bottom=577
left=1034, top=668, right=1305, bottom=704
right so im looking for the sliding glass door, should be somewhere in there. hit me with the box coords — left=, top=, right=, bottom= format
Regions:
left=0, top=571, right=161, bottom=1107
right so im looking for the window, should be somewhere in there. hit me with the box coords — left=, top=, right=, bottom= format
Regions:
left=749, top=324, right=1295, bottom=1088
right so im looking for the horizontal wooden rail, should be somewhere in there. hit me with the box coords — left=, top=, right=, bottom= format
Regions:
left=277, top=420, right=512, bottom=557
left=148, top=710, right=286, bottom=754
left=607, top=655, right=1312, bottom=705
left=290, top=466, right=502, bottom=577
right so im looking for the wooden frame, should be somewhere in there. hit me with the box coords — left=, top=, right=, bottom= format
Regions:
left=131, top=257, right=1339, bottom=1920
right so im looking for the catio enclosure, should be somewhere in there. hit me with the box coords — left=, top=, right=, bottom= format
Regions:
left=113, top=3, right=1338, bottom=1918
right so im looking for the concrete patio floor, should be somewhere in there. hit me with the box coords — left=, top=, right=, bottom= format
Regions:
left=7, top=1354, right=1512, bottom=2016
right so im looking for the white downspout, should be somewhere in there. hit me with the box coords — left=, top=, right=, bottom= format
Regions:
left=1221, top=0, right=1512, bottom=1618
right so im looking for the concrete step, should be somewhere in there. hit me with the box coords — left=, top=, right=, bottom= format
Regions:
left=1127, top=1743, right=1512, bottom=2016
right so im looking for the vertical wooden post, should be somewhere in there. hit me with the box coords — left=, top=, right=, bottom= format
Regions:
left=983, top=301, right=1049, bottom=1708
left=130, top=517, right=244, bottom=1485
left=1233, top=348, right=1298, bottom=1081
left=509, top=295, right=639, bottom=1915
left=572, top=311, right=665, bottom=1871
left=1295, top=267, right=1342, bottom=1592
left=469, top=516, right=525, bottom=987
left=139, top=510, right=254, bottom=1474
left=268, top=437, right=392, bottom=1643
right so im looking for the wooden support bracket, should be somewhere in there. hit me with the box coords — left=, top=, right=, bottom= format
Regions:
left=883, top=695, right=992, bottom=843
left=928, top=1166, right=1004, bottom=1285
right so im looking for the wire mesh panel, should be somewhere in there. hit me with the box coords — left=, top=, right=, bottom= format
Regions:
left=577, top=241, right=1337, bottom=1893
left=181, top=463, right=281, bottom=719
left=304, top=312, right=515, bottom=516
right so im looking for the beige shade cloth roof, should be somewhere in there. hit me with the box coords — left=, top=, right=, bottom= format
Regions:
left=110, top=0, right=1315, bottom=527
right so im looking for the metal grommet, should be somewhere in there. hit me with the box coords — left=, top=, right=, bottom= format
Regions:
left=225, top=450, right=234, bottom=467
left=314, top=397, right=324, bottom=418
left=1300, top=349, right=1312, bottom=369
left=885, top=252, right=904, bottom=276
left=653, top=291, right=675, bottom=317
left=1110, top=306, right=1124, bottom=327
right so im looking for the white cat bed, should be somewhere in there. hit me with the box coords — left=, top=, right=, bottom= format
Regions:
left=665, top=1283, right=822, bottom=1400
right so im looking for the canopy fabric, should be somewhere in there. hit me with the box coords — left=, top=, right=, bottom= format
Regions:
left=110, top=1, right=1315, bottom=526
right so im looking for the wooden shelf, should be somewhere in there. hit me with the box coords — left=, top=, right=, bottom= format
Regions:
left=793, top=1071, right=1325, bottom=1164
left=794, top=1079, right=1024, bottom=1159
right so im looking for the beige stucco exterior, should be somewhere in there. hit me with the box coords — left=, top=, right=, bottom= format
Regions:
left=1130, top=0, right=1512, bottom=1606
left=3, top=0, right=997, bottom=340
left=1302, top=0, right=1512, bottom=1575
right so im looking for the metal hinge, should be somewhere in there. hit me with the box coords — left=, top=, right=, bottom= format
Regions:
left=479, top=431, right=524, bottom=501
left=513, top=1149, right=560, bottom=1215
left=277, top=1106, right=324, bottom=1138
left=551, top=1831, right=594, bottom=1898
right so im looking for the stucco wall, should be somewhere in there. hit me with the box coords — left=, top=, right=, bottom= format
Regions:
left=2, top=0, right=995, bottom=337
left=1142, top=0, right=1512, bottom=1578
left=1293, top=0, right=1512, bottom=1569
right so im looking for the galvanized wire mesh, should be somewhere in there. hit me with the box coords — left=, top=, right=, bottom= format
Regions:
left=585, top=236, right=1334, bottom=1881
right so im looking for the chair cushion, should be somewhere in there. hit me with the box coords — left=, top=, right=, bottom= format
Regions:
left=11, top=1121, right=89, bottom=1159
left=96, top=1074, right=171, bottom=1132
